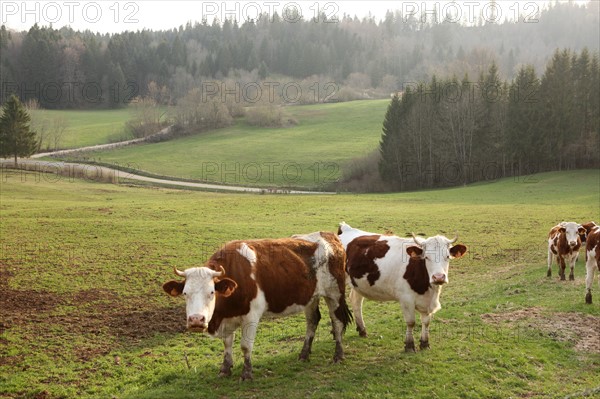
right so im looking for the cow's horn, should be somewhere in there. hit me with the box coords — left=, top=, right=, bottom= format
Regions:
left=174, top=267, right=186, bottom=277
left=448, top=233, right=458, bottom=244
left=210, top=265, right=225, bottom=277
left=411, top=233, right=425, bottom=245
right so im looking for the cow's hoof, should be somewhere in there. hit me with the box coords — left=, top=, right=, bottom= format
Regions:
left=358, top=328, right=368, bottom=338
left=240, top=370, right=253, bottom=381
left=560, top=275, right=566, bottom=281
left=569, top=275, right=574, bottom=281
left=218, top=370, right=232, bottom=378
left=419, top=340, right=430, bottom=350
left=546, top=270, right=551, bottom=277
left=585, top=292, right=592, bottom=304
left=333, top=354, right=345, bottom=363
left=404, top=342, right=416, bottom=353
left=298, top=352, right=310, bottom=362
left=218, top=363, right=233, bottom=378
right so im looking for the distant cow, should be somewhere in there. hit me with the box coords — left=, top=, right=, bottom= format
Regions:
left=337, top=222, right=467, bottom=352
left=580, top=221, right=597, bottom=244
left=163, top=232, right=351, bottom=380
left=585, top=224, right=600, bottom=304
left=547, top=222, right=585, bottom=280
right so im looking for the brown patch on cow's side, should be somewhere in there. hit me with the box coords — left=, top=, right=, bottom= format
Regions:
left=253, top=239, right=319, bottom=314
left=403, top=257, right=430, bottom=295
left=345, top=235, right=389, bottom=286
left=482, top=308, right=600, bottom=353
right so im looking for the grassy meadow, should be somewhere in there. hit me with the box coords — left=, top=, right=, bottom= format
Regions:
left=60, top=100, right=389, bottom=188
left=1, top=168, right=599, bottom=398
left=31, top=108, right=134, bottom=149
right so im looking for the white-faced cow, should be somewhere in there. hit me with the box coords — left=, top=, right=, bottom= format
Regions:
left=547, top=222, right=585, bottom=280
left=585, top=224, right=600, bottom=304
left=337, top=222, right=467, bottom=352
left=162, top=232, right=351, bottom=380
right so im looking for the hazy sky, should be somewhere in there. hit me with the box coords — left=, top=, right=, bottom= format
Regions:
left=1, top=1, right=592, bottom=33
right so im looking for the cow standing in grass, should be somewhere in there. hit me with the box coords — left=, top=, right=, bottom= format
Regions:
left=337, top=222, right=467, bottom=352
left=547, top=222, right=585, bottom=280
left=585, top=224, right=600, bottom=304
left=162, top=232, right=351, bottom=380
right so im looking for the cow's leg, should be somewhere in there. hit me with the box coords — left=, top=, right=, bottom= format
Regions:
left=349, top=289, right=367, bottom=337
left=401, top=303, right=416, bottom=352
left=419, top=312, right=431, bottom=350
left=219, top=332, right=234, bottom=377
left=547, top=247, right=553, bottom=277
left=324, top=296, right=346, bottom=363
left=299, top=298, right=321, bottom=361
left=240, top=320, right=258, bottom=381
left=559, top=255, right=566, bottom=280
left=569, top=254, right=576, bottom=281
left=585, top=254, right=596, bottom=304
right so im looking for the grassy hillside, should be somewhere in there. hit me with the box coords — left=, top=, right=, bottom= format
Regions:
left=32, top=108, right=133, bottom=149
left=61, top=100, right=389, bottom=188
left=1, top=169, right=599, bottom=399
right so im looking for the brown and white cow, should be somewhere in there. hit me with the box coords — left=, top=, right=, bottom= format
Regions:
left=547, top=222, right=585, bottom=280
left=337, top=222, right=467, bottom=352
left=580, top=221, right=597, bottom=244
left=162, top=232, right=351, bottom=380
left=585, top=224, right=600, bottom=304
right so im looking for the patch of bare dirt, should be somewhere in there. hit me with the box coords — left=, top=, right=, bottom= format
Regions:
left=1, top=266, right=185, bottom=362
left=481, top=307, right=600, bottom=353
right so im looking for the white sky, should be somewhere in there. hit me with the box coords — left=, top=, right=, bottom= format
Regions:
left=0, top=1, right=592, bottom=33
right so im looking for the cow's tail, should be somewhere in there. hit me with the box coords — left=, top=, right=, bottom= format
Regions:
left=335, top=295, right=353, bottom=333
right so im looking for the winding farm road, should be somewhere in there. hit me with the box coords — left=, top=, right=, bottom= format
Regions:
left=5, top=125, right=336, bottom=194
left=1, top=159, right=335, bottom=195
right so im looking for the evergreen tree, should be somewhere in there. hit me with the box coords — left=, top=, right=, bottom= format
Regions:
left=0, top=94, right=38, bottom=165
left=258, top=61, right=268, bottom=80
left=379, top=93, right=413, bottom=189
left=507, top=65, right=541, bottom=175
left=540, top=49, right=574, bottom=170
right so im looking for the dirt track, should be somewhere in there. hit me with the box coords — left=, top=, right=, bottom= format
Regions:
left=1, top=159, right=335, bottom=194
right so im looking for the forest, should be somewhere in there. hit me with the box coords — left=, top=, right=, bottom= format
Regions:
left=375, top=48, right=599, bottom=191
left=0, top=1, right=598, bottom=109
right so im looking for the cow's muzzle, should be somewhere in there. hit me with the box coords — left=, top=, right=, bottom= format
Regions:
left=569, top=241, right=578, bottom=248
left=431, top=273, right=447, bottom=285
left=187, top=314, right=208, bottom=332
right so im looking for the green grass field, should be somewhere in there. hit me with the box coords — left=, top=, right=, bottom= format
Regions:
left=1, top=168, right=599, bottom=398
left=31, top=108, right=134, bottom=149
left=61, top=100, right=389, bottom=188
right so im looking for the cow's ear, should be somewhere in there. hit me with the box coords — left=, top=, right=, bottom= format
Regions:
left=406, top=246, right=423, bottom=258
left=215, top=278, right=238, bottom=297
left=450, top=244, right=468, bottom=259
left=163, top=280, right=185, bottom=297
left=559, top=227, right=566, bottom=233
left=578, top=226, right=586, bottom=235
